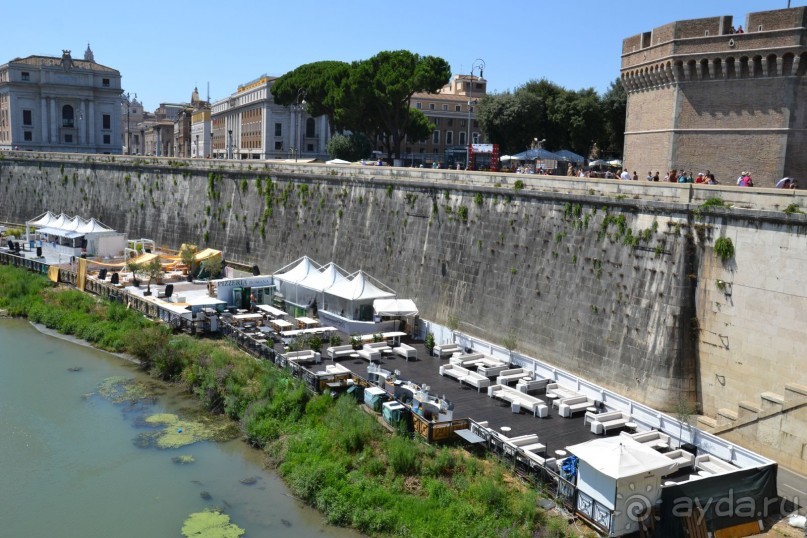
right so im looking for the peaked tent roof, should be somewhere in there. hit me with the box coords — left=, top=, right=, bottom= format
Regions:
left=28, top=211, right=58, bottom=227
left=511, top=148, right=565, bottom=161
left=567, top=436, right=676, bottom=479
left=373, top=298, right=418, bottom=317
left=49, top=213, right=70, bottom=229
left=325, top=271, right=395, bottom=301
left=273, top=256, right=321, bottom=284
left=298, top=263, right=349, bottom=292
left=554, top=149, right=586, bottom=163
left=77, top=218, right=113, bottom=234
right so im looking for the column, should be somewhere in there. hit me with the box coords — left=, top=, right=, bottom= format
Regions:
left=79, top=100, right=86, bottom=145
left=88, top=101, right=95, bottom=146
left=49, top=99, right=57, bottom=144
left=41, top=98, right=48, bottom=144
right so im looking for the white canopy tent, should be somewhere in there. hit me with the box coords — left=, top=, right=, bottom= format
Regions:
left=25, top=211, right=124, bottom=258
left=323, top=270, right=395, bottom=322
left=272, top=256, right=322, bottom=309
left=568, top=437, right=676, bottom=536
left=298, top=263, right=349, bottom=313
left=373, top=298, right=418, bottom=317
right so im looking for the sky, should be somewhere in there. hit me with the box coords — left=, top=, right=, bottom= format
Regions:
left=1, top=0, right=803, bottom=111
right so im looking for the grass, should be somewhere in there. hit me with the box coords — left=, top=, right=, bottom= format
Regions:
left=0, top=264, right=582, bottom=537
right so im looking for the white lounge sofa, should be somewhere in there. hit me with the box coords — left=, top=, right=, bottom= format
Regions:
left=664, top=449, right=695, bottom=472
left=477, top=360, right=510, bottom=378
left=584, top=410, right=631, bottom=434
left=546, top=383, right=580, bottom=400
left=392, top=343, right=417, bottom=361
left=433, top=343, right=461, bottom=358
left=284, top=350, right=321, bottom=364
left=488, top=384, right=549, bottom=418
left=516, top=377, right=550, bottom=394
left=326, top=344, right=356, bottom=360
left=557, top=395, right=596, bottom=418
left=439, top=364, right=489, bottom=392
left=463, top=371, right=491, bottom=392
left=501, top=434, right=543, bottom=456
left=356, top=345, right=381, bottom=362
left=695, top=455, right=738, bottom=475
left=521, top=448, right=557, bottom=469
left=620, top=430, right=671, bottom=450
left=316, top=363, right=351, bottom=375
left=496, top=368, right=531, bottom=385
left=449, top=352, right=486, bottom=367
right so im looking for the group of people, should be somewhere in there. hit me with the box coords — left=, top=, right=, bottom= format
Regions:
left=608, top=168, right=720, bottom=184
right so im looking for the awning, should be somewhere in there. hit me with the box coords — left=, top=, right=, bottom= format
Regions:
left=325, top=271, right=395, bottom=301
left=374, top=298, right=418, bottom=317
left=37, top=227, right=84, bottom=239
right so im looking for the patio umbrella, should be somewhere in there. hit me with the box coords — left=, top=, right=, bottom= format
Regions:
left=500, top=155, right=515, bottom=162
left=588, top=159, right=606, bottom=167
left=775, top=177, right=793, bottom=188
left=607, top=159, right=623, bottom=167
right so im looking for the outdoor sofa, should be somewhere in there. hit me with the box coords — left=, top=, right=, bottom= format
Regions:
left=620, top=430, right=671, bottom=450
left=516, top=377, right=550, bottom=394
left=392, top=343, right=417, bottom=361
left=695, top=454, right=738, bottom=475
left=556, top=395, right=596, bottom=418
left=488, top=384, right=549, bottom=418
left=496, top=368, right=531, bottom=385
left=283, top=350, right=321, bottom=364
left=584, top=409, right=631, bottom=434
left=326, top=344, right=355, bottom=360
left=664, top=449, right=695, bottom=473
left=432, top=343, right=461, bottom=358
left=439, top=364, right=490, bottom=392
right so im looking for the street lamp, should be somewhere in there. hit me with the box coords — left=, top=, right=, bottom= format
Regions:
left=465, top=59, right=485, bottom=170
left=124, top=91, right=136, bottom=155
left=227, top=129, right=233, bottom=159
left=293, top=88, right=307, bottom=162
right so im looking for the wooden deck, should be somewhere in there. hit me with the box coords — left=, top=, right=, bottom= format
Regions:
left=332, top=339, right=600, bottom=453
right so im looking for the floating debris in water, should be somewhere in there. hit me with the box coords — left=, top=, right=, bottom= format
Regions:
left=200, top=491, right=212, bottom=501
left=172, top=454, right=195, bottom=465
left=181, top=509, right=245, bottom=538
left=238, top=476, right=259, bottom=485
left=281, top=519, right=292, bottom=527
left=67, top=367, right=82, bottom=372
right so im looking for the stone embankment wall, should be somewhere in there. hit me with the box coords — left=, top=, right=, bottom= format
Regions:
left=1, top=153, right=805, bottom=424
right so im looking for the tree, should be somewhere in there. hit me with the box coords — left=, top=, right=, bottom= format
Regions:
left=179, top=244, right=197, bottom=280
left=599, top=78, right=627, bottom=157
left=271, top=61, right=351, bottom=135
left=477, top=91, right=545, bottom=155
left=126, top=259, right=143, bottom=287
left=203, top=255, right=223, bottom=280
left=143, top=257, right=163, bottom=296
left=343, top=50, right=451, bottom=160
left=326, top=132, right=373, bottom=162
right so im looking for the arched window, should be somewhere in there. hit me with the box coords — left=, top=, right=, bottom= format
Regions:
left=305, top=118, right=315, bottom=138
left=62, top=105, right=74, bottom=127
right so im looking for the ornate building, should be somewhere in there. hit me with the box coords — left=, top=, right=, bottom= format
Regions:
left=621, top=7, right=807, bottom=186
left=0, top=46, right=122, bottom=153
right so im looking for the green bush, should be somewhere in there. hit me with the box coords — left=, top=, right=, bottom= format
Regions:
left=714, top=236, right=735, bottom=262
left=387, top=436, right=418, bottom=474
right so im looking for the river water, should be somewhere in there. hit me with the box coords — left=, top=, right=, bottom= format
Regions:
left=0, top=319, right=359, bottom=538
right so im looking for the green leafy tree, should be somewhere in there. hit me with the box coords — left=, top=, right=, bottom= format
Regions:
left=599, top=78, right=627, bottom=157
left=326, top=133, right=373, bottom=162
left=271, top=61, right=351, bottom=135
left=144, top=257, right=163, bottom=295
left=343, top=50, right=451, bottom=160
left=477, top=91, right=545, bottom=155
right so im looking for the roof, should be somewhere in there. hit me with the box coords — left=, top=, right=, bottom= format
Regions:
left=554, top=149, right=586, bottom=163
left=567, top=436, right=676, bottom=479
left=8, top=55, right=119, bottom=74
left=511, top=148, right=566, bottom=161
left=325, top=271, right=395, bottom=301
left=373, top=298, right=418, bottom=317
left=274, top=256, right=321, bottom=284
left=297, top=263, right=349, bottom=292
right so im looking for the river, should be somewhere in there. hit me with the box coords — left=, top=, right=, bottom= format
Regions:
left=0, top=318, right=359, bottom=537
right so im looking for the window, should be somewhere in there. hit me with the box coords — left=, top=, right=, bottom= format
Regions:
left=21, top=72, right=30, bottom=81
left=102, top=114, right=111, bottom=129
left=442, top=104, right=448, bottom=111
left=274, top=123, right=282, bottom=136
left=447, top=119, right=453, bottom=126
left=102, top=78, right=110, bottom=87
left=62, top=105, right=74, bottom=127
left=307, top=143, right=314, bottom=152
left=429, top=103, right=435, bottom=110
left=64, top=134, right=73, bottom=143
left=433, top=118, right=440, bottom=126
left=432, top=130, right=440, bottom=144
left=24, top=131, right=32, bottom=141
left=275, top=141, right=283, bottom=150
left=103, top=134, right=111, bottom=144
left=305, top=118, right=315, bottom=138
left=22, top=110, right=32, bottom=126
left=415, top=102, right=422, bottom=110
left=446, top=131, right=453, bottom=145
left=455, top=105, right=461, bottom=112
left=472, top=133, right=479, bottom=144
left=459, top=132, right=466, bottom=145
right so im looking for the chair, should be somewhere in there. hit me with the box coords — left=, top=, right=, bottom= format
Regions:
left=98, top=268, right=108, bottom=280
left=158, top=284, right=174, bottom=299
left=110, top=273, right=120, bottom=285
left=6, top=240, right=13, bottom=251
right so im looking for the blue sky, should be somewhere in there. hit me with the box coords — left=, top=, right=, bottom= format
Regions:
left=2, top=1, right=802, bottom=111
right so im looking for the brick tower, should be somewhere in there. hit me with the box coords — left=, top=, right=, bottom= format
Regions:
left=621, top=7, right=807, bottom=187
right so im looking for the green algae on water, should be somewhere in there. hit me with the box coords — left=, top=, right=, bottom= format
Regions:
left=181, top=509, right=245, bottom=538
left=140, top=413, right=238, bottom=449
left=172, top=454, right=195, bottom=464
left=97, top=376, right=157, bottom=403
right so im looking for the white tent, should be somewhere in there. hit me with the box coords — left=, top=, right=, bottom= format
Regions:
left=325, top=158, right=351, bottom=165
left=323, top=271, right=395, bottom=321
left=373, top=298, right=418, bottom=317
left=568, top=437, right=676, bottom=537
left=272, top=256, right=322, bottom=309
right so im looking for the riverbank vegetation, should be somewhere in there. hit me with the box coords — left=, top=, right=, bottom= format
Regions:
left=0, top=265, right=584, bottom=537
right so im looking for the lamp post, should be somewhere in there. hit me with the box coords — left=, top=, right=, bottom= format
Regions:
left=227, top=129, right=233, bottom=159
left=123, top=91, right=136, bottom=155
left=465, top=59, right=485, bottom=170
left=293, top=88, right=307, bottom=162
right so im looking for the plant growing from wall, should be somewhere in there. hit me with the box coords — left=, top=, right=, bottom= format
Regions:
left=713, top=236, right=735, bottom=263
left=513, top=180, right=524, bottom=191
left=457, top=205, right=468, bottom=223
left=783, top=203, right=803, bottom=214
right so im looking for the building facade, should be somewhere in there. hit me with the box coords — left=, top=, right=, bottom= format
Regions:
left=406, top=74, right=486, bottom=168
left=621, top=7, right=807, bottom=187
left=191, top=108, right=211, bottom=158
left=120, top=93, right=144, bottom=154
left=210, top=75, right=330, bottom=160
left=0, top=46, right=122, bottom=154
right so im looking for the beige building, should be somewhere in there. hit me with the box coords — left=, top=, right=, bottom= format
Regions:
left=406, top=74, right=486, bottom=167
left=0, top=46, right=122, bottom=154
left=211, top=75, right=330, bottom=160
left=621, top=7, right=807, bottom=187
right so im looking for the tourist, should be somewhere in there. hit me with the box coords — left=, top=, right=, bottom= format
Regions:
left=653, top=171, right=660, bottom=182
left=632, top=171, right=639, bottom=181
left=695, top=173, right=705, bottom=184
left=646, top=171, right=653, bottom=181
left=776, top=178, right=792, bottom=189
left=620, top=169, right=631, bottom=181
left=736, top=171, right=748, bottom=186
left=736, top=25, right=744, bottom=33
left=706, top=170, right=716, bottom=184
